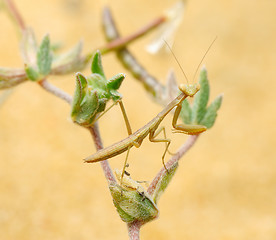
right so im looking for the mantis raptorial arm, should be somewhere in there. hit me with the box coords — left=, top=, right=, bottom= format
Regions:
left=94, top=99, right=133, bottom=136
left=172, top=103, right=207, bottom=135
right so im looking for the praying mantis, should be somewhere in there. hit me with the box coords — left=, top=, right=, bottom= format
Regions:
left=84, top=38, right=217, bottom=175
left=84, top=81, right=207, bottom=166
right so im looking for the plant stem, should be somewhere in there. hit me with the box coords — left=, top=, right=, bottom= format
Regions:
left=37, top=79, right=116, bottom=183
left=127, top=221, right=142, bottom=240
left=99, top=9, right=166, bottom=54
left=147, top=134, right=199, bottom=195
left=102, top=7, right=166, bottom=103
left=88, top=125, right=116, bottom=183
left=3, top=0, right=26, bottom=31
left=38, top=79, right=72, bottom=104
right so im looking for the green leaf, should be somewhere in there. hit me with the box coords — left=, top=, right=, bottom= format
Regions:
left=152, top=162, right=179, bottom=204
left=71, top=90, right=99, bottom=126
left=191, top=68, right=209, bottom=123
left=25, top=65, right=40, bottom=81
left=91, top=50, right=105, bottom=77
left=37, top=35, right=52, bottom=75
left=71, top=73, right=87, bottom=114
left=107, top=73, right=125, bottom=90
left=179, top=98, right=192, bottom=124
left=200, top=94, right=223, bottom=128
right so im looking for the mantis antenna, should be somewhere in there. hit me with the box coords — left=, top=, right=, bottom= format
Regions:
left=164, top=36, right=218, bottom=84
left=163, top=39, right=189, bottom=84
left=192, top=36, right=218, bottom=83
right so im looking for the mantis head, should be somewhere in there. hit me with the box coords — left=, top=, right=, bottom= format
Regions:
left=179, top=83, right=200, bottom=97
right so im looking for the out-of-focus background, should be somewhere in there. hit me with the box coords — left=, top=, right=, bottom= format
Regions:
left=0, top=0, right=275, bottom=239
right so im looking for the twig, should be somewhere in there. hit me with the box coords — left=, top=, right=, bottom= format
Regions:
left=37, top=79, right=116, bottom=183
left=3, top=0, right=26, bottom=31
left=38, top=79, right=72, bottom=104
left=88, top=125, right=116, bottom=183
left=127, top=221, right=142, bottom=240
left=102, top=7, right=166, bottom=103
left=99, top=12, right=166, bottom=54
left=147, top=134, right=199, bottom=195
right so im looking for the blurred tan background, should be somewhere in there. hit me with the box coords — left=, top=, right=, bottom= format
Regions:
left=0, top=0, right=275, bottom=239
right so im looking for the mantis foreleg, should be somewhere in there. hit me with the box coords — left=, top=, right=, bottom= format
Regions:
left=172, top=103, right=207, bottom=135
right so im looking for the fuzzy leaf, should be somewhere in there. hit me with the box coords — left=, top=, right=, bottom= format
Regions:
left=200, top=94, right=223, bottom=128
left=71, top=90, right=99, bottom=126
left=180, top=99, right=192, bottom=124
left=191, top=68, right=209, bottom=123
left=107, top=73, right=125, bottom=90
left=152, top=162, right=179, bottom=204
left=71, top=73, right=87, bottom=114
left=25, top=65, right=40, bottom=81
left=37, top=35, right=52, bottom=75
left=20, top=28, right=37, bottom=65
left=91, top=50, right=105, bottom=77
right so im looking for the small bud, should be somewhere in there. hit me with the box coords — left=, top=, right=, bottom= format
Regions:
left=70, top=51, right=126, bottom=126
left=25, top=65, right=40, bottom=81
left=109, top=170, right=159, bottom=223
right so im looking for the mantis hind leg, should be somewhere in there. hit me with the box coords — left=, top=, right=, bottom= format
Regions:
left=172, top=104, right=207, bottom=135
left=149, top=126, right=171, bottom=172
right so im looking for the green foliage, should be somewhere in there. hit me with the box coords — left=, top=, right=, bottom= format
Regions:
left=152, top=162, right=179, bottom=204
left=24, top=65, right=39, bottom=81
left=180, top=68, right=223, bottom=129
left=71, top=50, right=126, bottom=127
left=109, top=182, right=158, bottom=223
left=200, top=94, right=223, bottom=128
left=37, top=35, right=52, bottom=76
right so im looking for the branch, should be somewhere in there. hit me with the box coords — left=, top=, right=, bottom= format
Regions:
left=88, top=125, right=116, bottom=183
left=99, top=12, right=166, bottom=54
left=127, top=221, right=142, bottom=240
left=102, top=7, right=166, bottom=103
left=37, top=79, right=116, bottom=183
left=38, top=79, right=72, bottom=104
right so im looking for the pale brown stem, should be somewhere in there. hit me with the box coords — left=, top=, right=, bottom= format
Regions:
left=127, top=221, right=142, bottom=240
left=99, top=13, right=166, bottom=54
left=38, top=79, right=72, bottom=104
left=88, top=125, right=116, bottom=183
left=37, top=79, right=116, bottom=183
